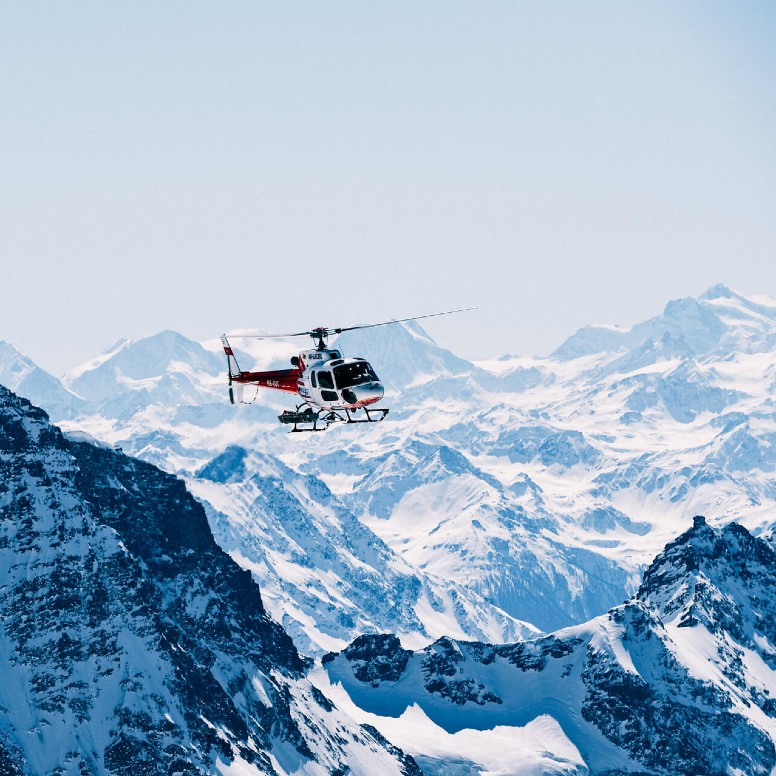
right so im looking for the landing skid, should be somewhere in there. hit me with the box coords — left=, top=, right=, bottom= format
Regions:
left=278, top=404, right=389, bottom=432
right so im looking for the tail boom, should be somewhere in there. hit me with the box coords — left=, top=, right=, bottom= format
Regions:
left=230, top=368, right=302, bottom=394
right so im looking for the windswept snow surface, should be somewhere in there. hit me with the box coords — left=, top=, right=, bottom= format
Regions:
left=310, top=666, right=586, bottom=776
left=8, top=284, right=776, bottom=658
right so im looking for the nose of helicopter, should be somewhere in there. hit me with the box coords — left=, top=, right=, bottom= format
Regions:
left=346, top=381, right=384, bottom=406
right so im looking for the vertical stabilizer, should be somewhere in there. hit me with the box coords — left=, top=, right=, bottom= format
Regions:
left=220, top=335, right=241, bottom=404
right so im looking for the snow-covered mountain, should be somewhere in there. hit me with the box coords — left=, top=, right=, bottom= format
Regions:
left=320, top=516, right=776, bottom=775
left=552, top=283, right=776, bottom=361
left=191, top=444, right=540, bottom=656
left=0, top=341, right=83, bottom=420
left=6, top=284, right=776, bottom=773
left=335, top=320, right=482, bottom=393
left=0, top=384, right=419, bottom=774
left=6, top=284, right=776, bottom=658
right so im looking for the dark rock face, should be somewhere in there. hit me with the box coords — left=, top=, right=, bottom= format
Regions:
left=324, top=634, right=411, bottom=686
left=581, top=604, right=774, bottom=776
left=419, top=638, right=503, bottom=707
left=0, top=385, right=415, bottom=774
left=325, top=517, right=776, bottom=775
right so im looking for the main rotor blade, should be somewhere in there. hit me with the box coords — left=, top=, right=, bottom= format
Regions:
left=225, top=330, right=313, bottom=339
left=333, top=307, right=477, bottom=334
left=225, top=307, right=476, bottom=340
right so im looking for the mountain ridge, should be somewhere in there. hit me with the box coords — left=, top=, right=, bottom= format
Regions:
left=552, top=283, right=776, bottom=362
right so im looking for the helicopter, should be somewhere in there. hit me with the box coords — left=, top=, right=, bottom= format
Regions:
left=221, top=308, right=473, bottom=431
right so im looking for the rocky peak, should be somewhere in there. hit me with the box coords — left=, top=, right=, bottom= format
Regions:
left=700, top=283, right=737, bottom=301
left=637, top=516, right=776, bottom=646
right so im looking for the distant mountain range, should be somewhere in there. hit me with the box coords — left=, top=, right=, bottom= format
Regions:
left=3, top=284, right=775, bottom=653
left=2, top=284, right=776, bottom=773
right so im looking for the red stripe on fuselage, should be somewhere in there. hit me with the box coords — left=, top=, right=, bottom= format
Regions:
left=232, top=368, right=302, bottom=394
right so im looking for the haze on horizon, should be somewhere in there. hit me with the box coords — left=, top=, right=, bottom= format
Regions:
left=1, top=2, right=775, bottom=375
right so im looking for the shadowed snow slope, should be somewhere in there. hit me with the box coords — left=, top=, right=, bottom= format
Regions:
left=322, top=516, right=776, bottom=775
left=0, top=385, right=419, bottom=775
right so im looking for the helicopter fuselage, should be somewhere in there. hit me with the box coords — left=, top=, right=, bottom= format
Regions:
left=296, top=349, right=384, bottom=410
left=227, top=345, right=384, bottom=411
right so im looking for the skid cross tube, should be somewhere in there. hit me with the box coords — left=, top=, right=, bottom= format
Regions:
left=277, top=405, right=389, bottom=431
left=345, top=407, right=389, bottom=423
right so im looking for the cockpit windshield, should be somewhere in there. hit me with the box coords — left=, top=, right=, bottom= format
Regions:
left=334, top=361, right=379, bottom=389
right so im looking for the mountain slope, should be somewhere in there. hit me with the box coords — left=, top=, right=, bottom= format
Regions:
left=191, top=445, right=539, bottom=654
left=348, top=438, right=630, bottom=633
left=321, top=516, right=776, bottom=775
left=0, top=340, right=83, bottom=419
left=0, top=384, right=418, bottom=775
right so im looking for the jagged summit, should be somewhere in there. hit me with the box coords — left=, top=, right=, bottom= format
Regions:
left=637, top=515, right=776, bottom=644
left=639, top=514, right=776, bottom=601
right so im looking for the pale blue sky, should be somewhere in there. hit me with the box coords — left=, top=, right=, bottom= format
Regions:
left=2, top=2, right=775, bottom=373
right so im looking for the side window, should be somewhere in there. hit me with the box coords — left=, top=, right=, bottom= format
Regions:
left=321, top=390, right=338, bottom=402
left=318, top=371, right=334, bottom=389
left=311, top=371, right=318, bottom=388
